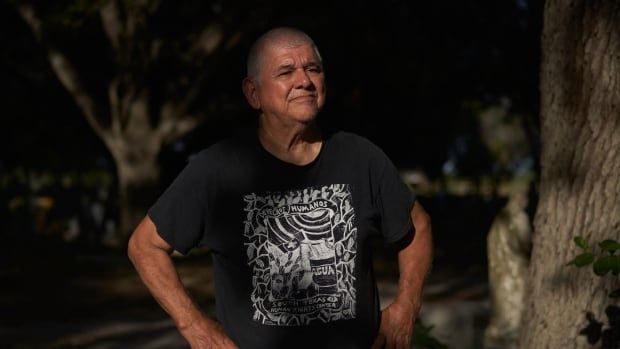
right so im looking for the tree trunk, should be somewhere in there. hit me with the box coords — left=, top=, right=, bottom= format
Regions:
left=520, top=1, right=620, bottom=348
left=104, top=111, right=163, bottom=242
left=116, top=159, right=160, bottom=241
left=485, top=188, right=531, bottom=349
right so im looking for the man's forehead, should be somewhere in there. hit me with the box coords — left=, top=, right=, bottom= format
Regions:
left=262, top=30, right=311, bottom=48
left=264, top=44, right=321, bottom=66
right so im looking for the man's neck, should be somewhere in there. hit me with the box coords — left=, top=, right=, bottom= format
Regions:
left=258, top=115, right=323, bottom=166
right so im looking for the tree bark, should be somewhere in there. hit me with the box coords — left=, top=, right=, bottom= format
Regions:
left=520, top=1, right=620, bottom=348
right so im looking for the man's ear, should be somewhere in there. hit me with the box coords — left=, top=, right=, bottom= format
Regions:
left=242, top=77, right=260, bottom=109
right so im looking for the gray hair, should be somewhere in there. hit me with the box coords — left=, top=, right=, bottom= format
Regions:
left=246, top=27, right=323, bottom=79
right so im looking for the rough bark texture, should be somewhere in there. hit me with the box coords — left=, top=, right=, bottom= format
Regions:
left=520, top=1, right=620, bottom=348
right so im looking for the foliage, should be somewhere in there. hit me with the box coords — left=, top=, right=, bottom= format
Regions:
left=568, top=236, right=620, bottom=349
left=568, top=236, right=620, bottom=286
left=413, top=318, right=449, bottom=349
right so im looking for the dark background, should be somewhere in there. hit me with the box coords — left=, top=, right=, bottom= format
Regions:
left=0, top=0, right=542, bottom=347
left=1, top=0, right=541, bottom=173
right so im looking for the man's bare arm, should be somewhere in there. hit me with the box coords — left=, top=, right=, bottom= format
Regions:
left=127, top=216, right=238, bottom=348
left=373, top=201, right=433, bottom=349
left=394, top=201, right=433, bottom=313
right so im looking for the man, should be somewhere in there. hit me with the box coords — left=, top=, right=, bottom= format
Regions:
left=128, top=27, right=432, bottom=349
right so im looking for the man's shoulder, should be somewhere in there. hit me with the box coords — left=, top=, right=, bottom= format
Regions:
left=328, top=131, right=383, bottom=153
left=193, top=130, right=255, bottom=161
left=330, top=130, right=369, bottom=144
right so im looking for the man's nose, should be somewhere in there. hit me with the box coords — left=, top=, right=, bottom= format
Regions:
left=293, top=69, right=313, bottom=89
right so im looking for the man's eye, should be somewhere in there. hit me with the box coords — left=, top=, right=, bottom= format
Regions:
left=278, top=71, right=292, bottom=76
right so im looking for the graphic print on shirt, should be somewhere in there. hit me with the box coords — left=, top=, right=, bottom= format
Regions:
left=243, top=184, right=357, bottom=326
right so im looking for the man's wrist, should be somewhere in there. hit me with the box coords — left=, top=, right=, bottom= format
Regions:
left=176, top=307, right=208, bottom=332
left=394, top=292, right=421, bottom=316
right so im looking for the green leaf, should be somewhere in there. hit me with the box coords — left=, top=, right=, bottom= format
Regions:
left=610, top=288, right=620, bottom=299
left=598, top=239, right=620, bottom=253
left=611, top=255, right=620, bottom=275
left=574, top=236, right=590, bottom=250
left=592, top=256, right=616, bottom=276
left=567, top=252, right=595, bottom=267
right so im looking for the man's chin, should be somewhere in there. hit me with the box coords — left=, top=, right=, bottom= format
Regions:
left=293, top=108, right=322, bottom=123
left=295, top=114, right=319, bottom=125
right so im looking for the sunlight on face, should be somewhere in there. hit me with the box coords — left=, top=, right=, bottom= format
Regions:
left=255, top=42, right=326, bottom=125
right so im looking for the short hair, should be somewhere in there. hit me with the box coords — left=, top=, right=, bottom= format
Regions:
left=246, top=27, right=322, bottom=79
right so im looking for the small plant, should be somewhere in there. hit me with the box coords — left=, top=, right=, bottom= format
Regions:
left=568, top=236, right=620, bottom=349
left=567, top=236, right=620, bottom=298
left=413, top=318, right=449, bottom=349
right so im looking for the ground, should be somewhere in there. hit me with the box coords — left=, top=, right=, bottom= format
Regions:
left=0, top=233, right=490, bottom=349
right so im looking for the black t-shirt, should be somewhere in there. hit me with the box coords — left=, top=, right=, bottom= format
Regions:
left=148, top=129, right=416, bottom=349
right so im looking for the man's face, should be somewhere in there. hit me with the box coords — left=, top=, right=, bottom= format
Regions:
left=250, top=43, right=326, bottom=125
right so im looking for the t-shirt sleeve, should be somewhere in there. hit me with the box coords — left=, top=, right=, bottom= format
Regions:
left=147, top=150, right=213, bottom=255
left=372, top=146, right=417, bottom=243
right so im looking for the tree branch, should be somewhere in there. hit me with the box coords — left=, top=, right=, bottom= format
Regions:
left=17, top=3, right=108, bottom=138
left=167, top=114, right=204, bottom=144
left=99, top=0, right=123, bottom=51
left=157, top=106, right=204, bottom=145
left=178, top=27, right=242, bottom=115
left=192, top=23, right=224, bottom=57
left=107, top=76, right=123, bottom=135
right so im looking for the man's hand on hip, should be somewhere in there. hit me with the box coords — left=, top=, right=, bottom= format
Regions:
left=371, top=299, right=416, bottom=349
left=180, top=315, right=239, bottom=349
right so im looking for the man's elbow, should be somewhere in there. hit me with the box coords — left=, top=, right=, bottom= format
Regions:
left=127, top=215, right=173, bottom=264
left=418, top=212, right=432, bottom=234
left=412, top=203, right=432, bottom=234
left=127, top=216, right=153, bottom=264
left=127, top=226, right=142, bottom=265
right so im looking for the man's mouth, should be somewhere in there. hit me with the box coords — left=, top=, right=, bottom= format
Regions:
left=290, top=95, right=316, bottom=102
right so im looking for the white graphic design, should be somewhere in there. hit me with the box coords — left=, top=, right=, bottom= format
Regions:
left=243, top=184, right=357, bottom=326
